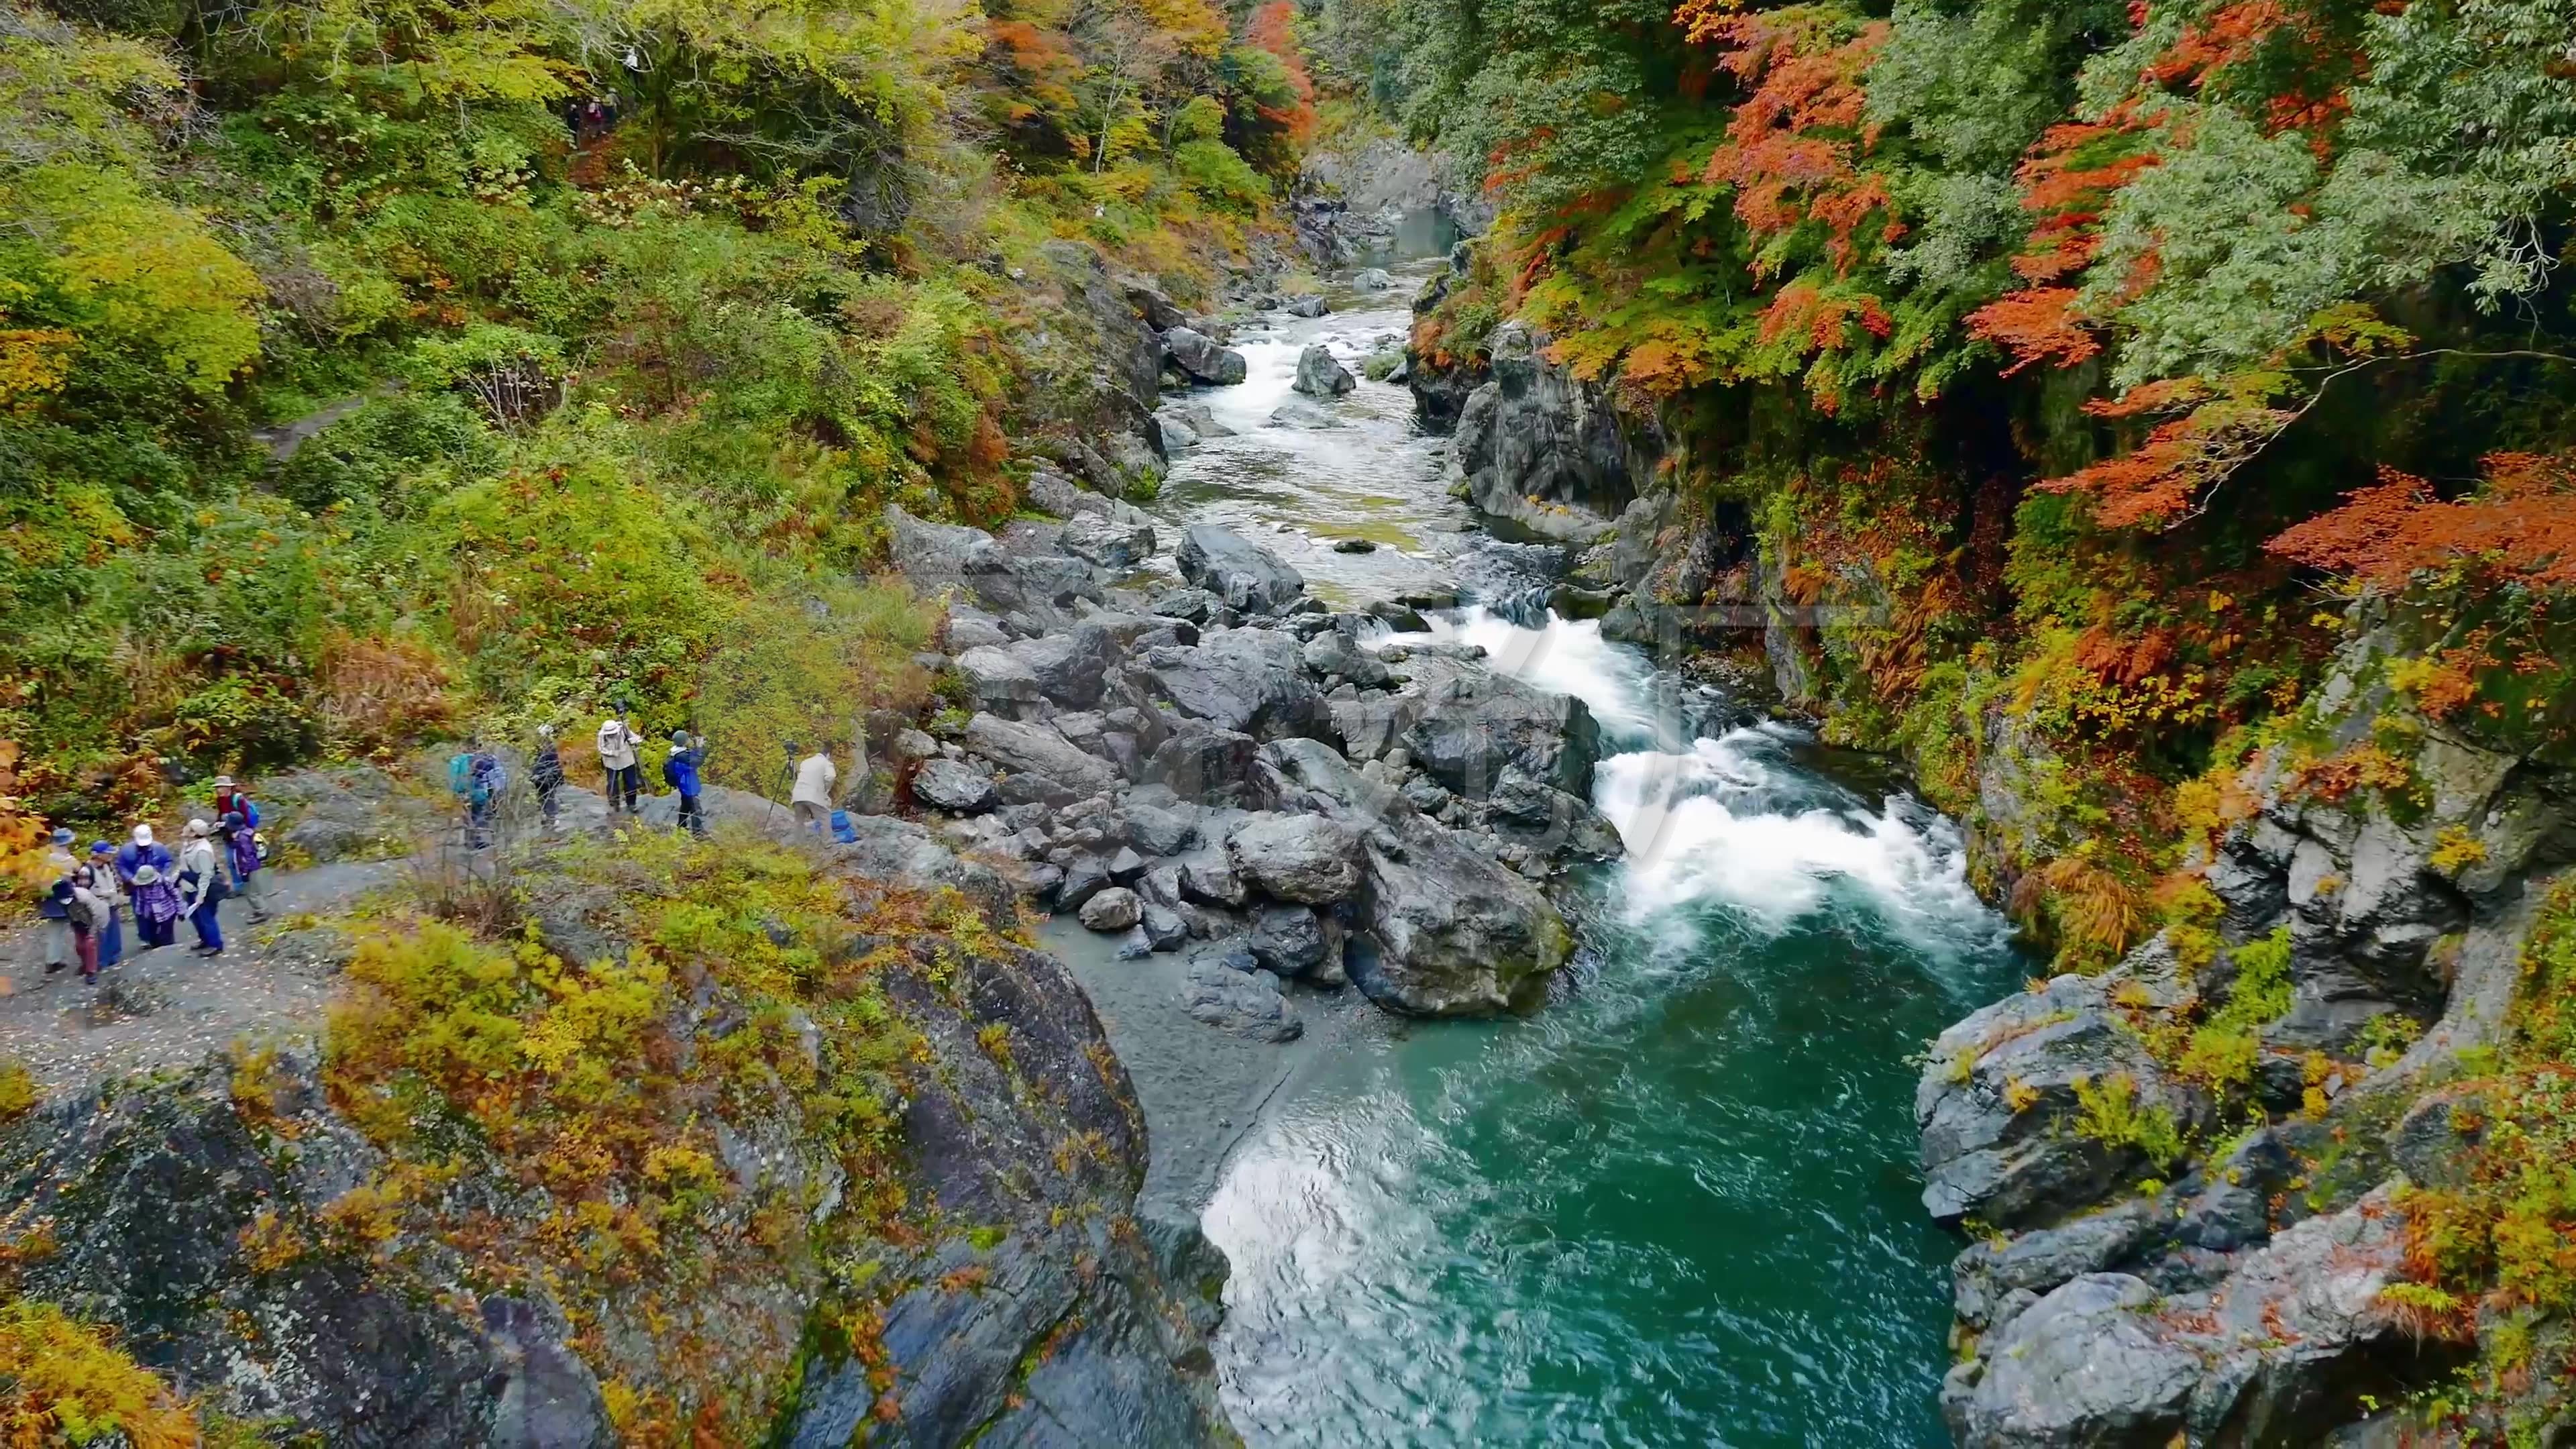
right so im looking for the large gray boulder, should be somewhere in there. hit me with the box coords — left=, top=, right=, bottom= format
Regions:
left=1138, top=630, right=1327, bottom=741
left=961, top=714, right=1120, bottom=795
left=955, top=645, right=1043, bottom=716
left=1077, top=887, right=1142, bottom=932
left=1291, top=344, right=1356, bottom=398
left=1254, top=738, right=1569, bottom=1015
left=1162, top=327, right=1247, bottom=385
left=1401, top=655, right=1603, bottom=798
left=1146, top=729, right=1261, bottom=804
left=912, top=758, right=998, bottom=815
left=1006, top=625, right=1120, bottom=709
left=1174, top=525, right=1304, bottom=612
left=1916, top=972, right=2215, bottom=1230
left=1226, top=813, right=1362, bottom=904
left=1059, top=515, right=1156, bottom=570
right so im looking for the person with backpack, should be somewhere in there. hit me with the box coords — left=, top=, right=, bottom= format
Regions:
left=86, top=841, right=125, bottom=968
left=596, top=714, right=645, bottom=816
left=530, top=724, right=566, bottom=829
left=663, top=730, right=706, bottom=837
left=117, top=824, right=180, bottom=949
left=447, top=737, right=504, bottom=848
left=220, top=811, right=268, bottom=922
left=210, top=775, right=265, bottom=892
left=178, top=818, right=226, bottom=957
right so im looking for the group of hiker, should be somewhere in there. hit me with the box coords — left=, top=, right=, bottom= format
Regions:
left=447, top=714, right=746, bottom=846
left=34, top=776, right=270, bottom=985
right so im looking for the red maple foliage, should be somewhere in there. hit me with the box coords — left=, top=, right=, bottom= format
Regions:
left=2267, top=454, right=2576, bottom=591
left=1680, top=1, right=1896, bottom=276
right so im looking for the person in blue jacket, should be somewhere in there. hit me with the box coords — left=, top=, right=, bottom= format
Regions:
left=663, top=730, right=706, bottom=837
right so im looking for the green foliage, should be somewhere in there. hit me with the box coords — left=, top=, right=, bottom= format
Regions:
left=2070, top=1071, right=2189, bottom=1168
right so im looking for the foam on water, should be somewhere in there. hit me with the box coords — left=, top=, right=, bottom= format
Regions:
left=1401, top=607, right=1662, bottom=741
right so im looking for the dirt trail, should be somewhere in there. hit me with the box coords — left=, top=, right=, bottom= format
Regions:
left=0, top=860, right=402, bottom=1097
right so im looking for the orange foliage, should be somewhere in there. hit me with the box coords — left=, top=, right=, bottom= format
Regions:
left=2041, top=392, right=2300, bottom=529
left=2267, top=455, right=2576, bottom=592
left=1244, top=2, right=1317, bottom=143
left=1965, top=287, right=2098, bottom=375
left=1680, top=3, right=1894, bottom=275
left=1758, top=282, right=1892, bottom=351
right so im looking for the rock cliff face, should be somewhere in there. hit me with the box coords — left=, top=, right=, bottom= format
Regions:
left=0, top=832, right=1230, bottom=1448
left=1442, top=321, right=1656, bottom=545
left=1909, top=617, right=2576, bottom=1446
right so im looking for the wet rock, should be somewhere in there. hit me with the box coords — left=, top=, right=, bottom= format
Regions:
left=1107, top=846, right=1148, bottom=881
left=1283, top=294, right=1327, bottom=318
left=1181, top=958, right=1301, bottom=1040
left=1332, top=537, right=1379, bottom=553
left=1402, top=657, right=1603, bottom=798
left=1175, top=525, right=1305, bottom=613
left=1150, top=587, right=1223, bottom=625
left=1292, top=344, right=1356, bottom=398
left=1951, top=1201, right=2160, bottom=1332
left=1267, top=397, right=1342, bottom=429
left=1054, top=855, right=1112, bottom=911
left=1114, top=799, right=1197, bottom=855
left=1302, top=629, right=1393, bottom=688
left=961, top=714, right=1120, bottom=795
left=1951, top=1185, right=2456, bottom=1446
left=1007, top=624, right=1121, bottom=709
left=1139, top=902, right=1190, bottom=951
left=1155, top=415, right=1199, bottom=453
left=912, top=758, right=998, bottom=814
left=885, top=504, right=1102, bottom=625
left=1077, top=887, right=1142, bottom=932
left=1445, top=321, right=1646, bottom=544
left=1226, top=813, right=1363, bottom=904
left=1163, top=327, right=1248, bottom=385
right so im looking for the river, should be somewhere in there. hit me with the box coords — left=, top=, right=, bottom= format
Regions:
left=1138, top=262, right=2026, bottom=1446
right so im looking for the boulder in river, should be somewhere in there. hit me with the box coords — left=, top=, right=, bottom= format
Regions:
left=1354, top=267, right=1394, bottom=290
left=1399, top=653, right=1603, bottom=799
left=1283, top=294, right=1328, bottom=318
left=1915, top=971, right=2216, bottom=1230
left=1292, top=344, right=1356, bottom=398
left=1226, top=812, right=1363, bottom=904
left=1181, top=957, right=1301, bottom=1041
left=1175, top=524, right=1304, bottom=612
left=1059, top=514, right=1156, bottom=569
left=1267, top=398, right=1342, bottom=429
left=1254, top=737, right=1570, bottom=1015
left=1078, top=887, right=1143, bottom=932
left=1163, top=327, right=1248, bottom=385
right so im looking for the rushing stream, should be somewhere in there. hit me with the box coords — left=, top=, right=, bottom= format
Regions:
left=1144, top=263, right=2025, bottom=1446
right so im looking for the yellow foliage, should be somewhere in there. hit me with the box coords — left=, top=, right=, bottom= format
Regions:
left=0, top=1297, right=202, bottom=1448
left=2429, top=825, right=2487, bottom=875
left=5, top=164, right=264, bottom=393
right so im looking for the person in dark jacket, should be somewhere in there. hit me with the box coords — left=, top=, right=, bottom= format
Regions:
left=531, top=724, right=566, bottom=829
left=86, top=841, right=124, bottom=967
left=663, top=730, right=706, bottom=837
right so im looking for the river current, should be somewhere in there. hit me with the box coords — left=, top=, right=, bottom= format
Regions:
left=1145, top=262, right=2025, bottom=1446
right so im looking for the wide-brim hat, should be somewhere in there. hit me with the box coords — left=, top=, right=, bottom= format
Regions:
left=132, top=865, right=162, bottom=885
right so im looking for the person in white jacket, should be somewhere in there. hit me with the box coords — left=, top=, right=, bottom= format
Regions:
left=596, top=714, right=645, bottom=816
left=789, top=741, right=837, bottom=833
